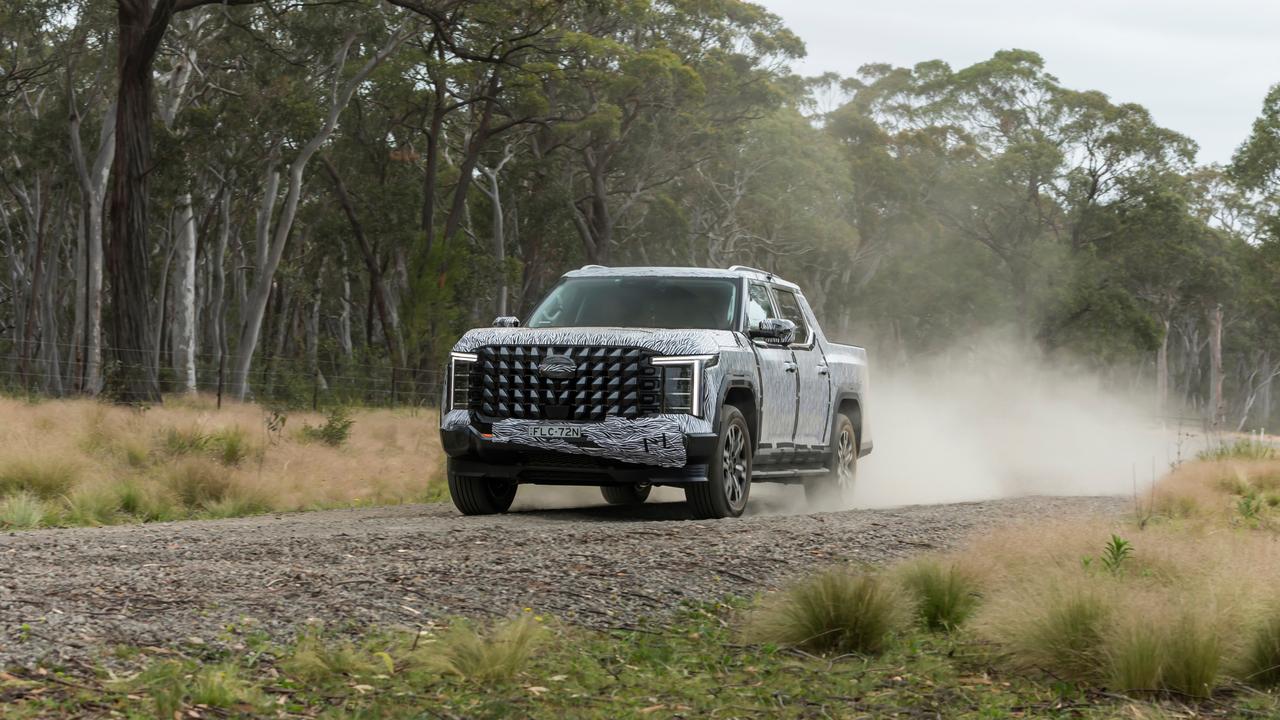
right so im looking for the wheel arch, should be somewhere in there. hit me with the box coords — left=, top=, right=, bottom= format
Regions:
left=833, top=393, right=862, bottom=454
left=720, top=380, right=759, bottom=452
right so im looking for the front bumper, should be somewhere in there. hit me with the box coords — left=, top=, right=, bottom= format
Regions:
left=441, top=423, right=719, bottom=486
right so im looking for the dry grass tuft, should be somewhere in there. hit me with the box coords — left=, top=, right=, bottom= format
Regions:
left=0, top=457, right=79, bottom=499
left=0, top=491, right=47, bottom=529
left=746, top=568, right=905, bottom=656
left=897, top=558, right=980, bottom=632
left=441, top=615, right=546, bottom=683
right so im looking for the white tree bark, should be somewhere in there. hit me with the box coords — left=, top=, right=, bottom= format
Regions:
left=228, top=28, right=408, bottom=400
left=69, top=100, right=116, bottom=394
left=172, top=193, right=198, bottom=392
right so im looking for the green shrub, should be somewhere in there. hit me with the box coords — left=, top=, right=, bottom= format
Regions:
left=1242, top=614, right=1280, bottom=688
left=0, top=491, right=46, bottom=529
left=443, top=615, right=545, bottom=683
left=300, top=407, right=354, bottom=447
left=1008, top=587, right=1111, bottom=682
left=0, top=458, right=78, bottom=499
left=746, top=569, right=904, bottom=655
left=900, top=559, right=980, bottom=632
left=165, top=458, right=233, bottom=509
left=1160, top=616, right=1220, bottom=698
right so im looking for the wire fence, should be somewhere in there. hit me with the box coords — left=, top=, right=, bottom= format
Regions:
left=0, top=343, right=445, bottom=410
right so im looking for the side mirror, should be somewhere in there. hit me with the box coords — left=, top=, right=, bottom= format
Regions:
left=493, top=316, right=521, bottom=328
left=748, top=318, right=796, bottom=345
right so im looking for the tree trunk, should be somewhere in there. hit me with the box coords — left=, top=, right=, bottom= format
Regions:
left=1208, top=304, right=1224, bottom=429
left=172, top=193, right=197, bottom=392
left=1156, top=318, right=1170, bottom=419
left=210, top=187, right=230, bottom=368
left=107, top=0, right=177, bottom=402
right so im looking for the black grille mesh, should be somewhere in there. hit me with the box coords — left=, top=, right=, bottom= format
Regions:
left=471, top=345, right=662, bottom=420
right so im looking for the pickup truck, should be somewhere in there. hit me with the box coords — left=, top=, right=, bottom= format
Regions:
left=439, top=265, right=873, bottom=519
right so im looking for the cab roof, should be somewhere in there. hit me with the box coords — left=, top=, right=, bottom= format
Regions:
left=562, top=265, right=801, bottom=291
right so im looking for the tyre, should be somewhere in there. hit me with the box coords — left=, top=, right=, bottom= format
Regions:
left=447, top=459, right=518, bottom=515
left=804, top=413, right=857, bottom=509
left=685, top=405, right=752, bottom=519
left=600, top=483, right=652, bottom=505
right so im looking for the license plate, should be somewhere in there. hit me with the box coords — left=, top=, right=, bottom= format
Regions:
left=530, top=424, right=583, bottom=439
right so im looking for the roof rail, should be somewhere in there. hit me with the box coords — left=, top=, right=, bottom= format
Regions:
left=579, top=264, right=608, bottom=271
left=727, top=265, right=773, bottom=279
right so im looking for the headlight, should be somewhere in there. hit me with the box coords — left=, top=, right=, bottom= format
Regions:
left=448, top=352, right=477, bottom=411
left=651, top=354, right=716, bottom=417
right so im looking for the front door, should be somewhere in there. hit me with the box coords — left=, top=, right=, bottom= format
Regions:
left=745, top=281, right=797, bottom=451
left=772, top=287, right=832, bottom=448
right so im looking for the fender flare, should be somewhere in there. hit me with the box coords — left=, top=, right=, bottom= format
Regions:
left=829, top=390, right=864, bottom=454
left=713, top=374, right=761, bottom=450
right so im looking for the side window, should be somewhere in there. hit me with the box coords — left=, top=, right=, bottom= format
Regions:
left=745, top=282, right=777, bottom=328
left=771, top=288, right=811, bottom=345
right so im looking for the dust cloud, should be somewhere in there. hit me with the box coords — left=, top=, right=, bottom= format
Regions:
left=512, top=338, right=1199, bottom=515
left=851, top=340, right=1194, bottom=509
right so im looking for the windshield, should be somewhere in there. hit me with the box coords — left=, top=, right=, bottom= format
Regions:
left=526, top=276, right=739, bottom=330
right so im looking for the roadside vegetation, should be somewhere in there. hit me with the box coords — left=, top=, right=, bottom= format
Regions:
left=0, top=394, right=444, bottom=530
left=8, top=449, right=1280, bottom=717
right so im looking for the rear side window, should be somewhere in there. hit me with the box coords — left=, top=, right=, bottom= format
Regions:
left=745, top=282, right=776, bottom=328
left=771, top=288, right=811, bottom=345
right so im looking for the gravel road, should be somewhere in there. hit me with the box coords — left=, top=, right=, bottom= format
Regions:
left=0, top=490, right=1124, bottom=667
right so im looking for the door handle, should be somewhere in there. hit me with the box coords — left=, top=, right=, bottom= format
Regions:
left=784, top=362, right=798, bottom=373
left=817, top=364, right=829, bottom=375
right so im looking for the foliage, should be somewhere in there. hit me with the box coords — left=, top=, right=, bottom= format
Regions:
left=1242, top=613, right=1280, bottom=688
left=746, top=569, right=905, bottom=655
left=0, top=458, right=78, bottom=499
left=899, top=559, right=980, bottom=632
left=0, top=491, right=46, bottom=529
left=299, top=407, right=355, bottom=447
left=1099, top=535, right=1133, bottom=574
left=1197, top=438, right=1276, bottom=462
left=442, top=615, right=546, bottom=683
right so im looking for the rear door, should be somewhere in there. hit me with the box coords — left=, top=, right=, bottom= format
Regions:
left=745, top=281, right=798, bottom=450
left=772, top=287, right=832, bottom=449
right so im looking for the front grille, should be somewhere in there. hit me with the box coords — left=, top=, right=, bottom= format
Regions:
left=471, top=345, right=662, bottom=421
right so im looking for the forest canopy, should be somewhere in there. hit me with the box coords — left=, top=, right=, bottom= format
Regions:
left=0, top=0, right=1277, bottom=429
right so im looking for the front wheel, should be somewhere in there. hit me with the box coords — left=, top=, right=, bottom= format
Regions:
left=447, top=460, right=518, bottom=515
left=804, top=414, right=857, bottom=509
left=685, top=405, right=752, bottom=519
left=601, top=483, right=652, bottom=505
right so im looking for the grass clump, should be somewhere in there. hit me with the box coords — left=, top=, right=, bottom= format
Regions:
left=115, top=481, right=179, bottom=522
left=1003, top=585, right=1111, bottom=682
left=0, top=491, right=47, bottom=529
left=1160, top=614, right=1221, bottom=698
left=63, top=486, right=121, bottom=526
left=747, top=568, right=904, bottom=655
left=1107, top=620, right=1164, bottom=695
left=165, top=458, right=234, bottom=509
left=899, top=559, right=979, bottom=632
left=299, top=407, right=355, bottom=447
left=0, top=457, right=78, bottom=499
left=1198, top=438, right=1275, bottom=462
left=1242, top=613, right=1280, bottom=688
left=442, top=615, right=545, bottom=683
left=283, top=634, right=379, bottom=683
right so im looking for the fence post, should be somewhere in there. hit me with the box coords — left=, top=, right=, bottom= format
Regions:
left=391, top=366, right=398, bottom=407
left=311, top=369, right=319, bottom=412
left=216, top=354, right=225, bottom=410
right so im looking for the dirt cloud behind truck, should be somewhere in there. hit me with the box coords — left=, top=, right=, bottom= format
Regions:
left=853, top=337, right=1188, bottom=509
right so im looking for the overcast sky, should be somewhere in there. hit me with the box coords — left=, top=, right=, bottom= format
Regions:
left=755, top=0, right=1279, bottom=165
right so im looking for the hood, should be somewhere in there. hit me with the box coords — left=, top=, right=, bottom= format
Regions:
left=452, top=326, right=739, bottom=357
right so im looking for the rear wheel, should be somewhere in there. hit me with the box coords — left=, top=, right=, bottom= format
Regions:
left=804, top=414, right=857, bottom=509
left=601, top=483, right=652, bottom=505
left=447, top=460, right=518, bottom=515
left=685, top=405, right=752, bottom=519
